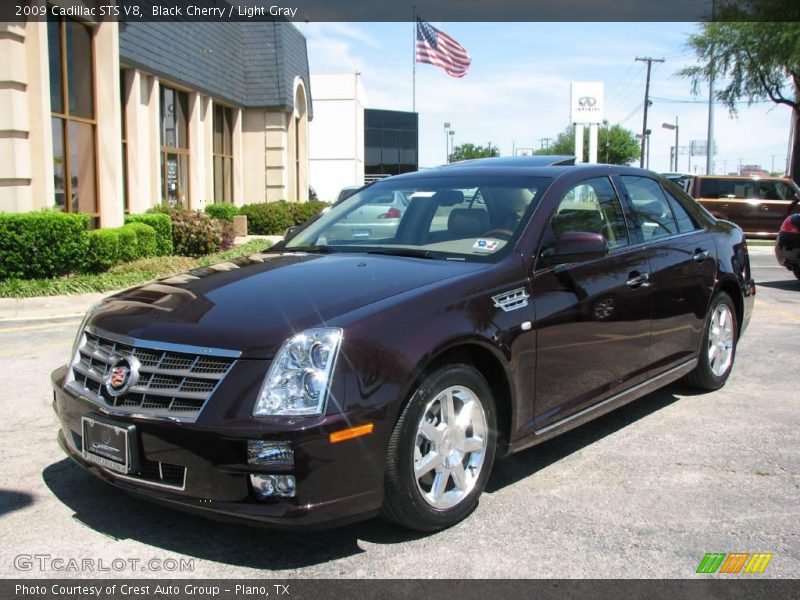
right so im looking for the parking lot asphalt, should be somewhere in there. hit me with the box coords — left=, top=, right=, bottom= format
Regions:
left=0, top=246, right=797, bottom=579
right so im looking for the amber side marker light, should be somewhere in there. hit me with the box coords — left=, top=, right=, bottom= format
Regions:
left=329, top=423, right=374, bottom=444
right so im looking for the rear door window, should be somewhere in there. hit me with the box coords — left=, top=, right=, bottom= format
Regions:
left=621, top=176, right=679, bottom=240
left=662, top=187, right=698, bottom=233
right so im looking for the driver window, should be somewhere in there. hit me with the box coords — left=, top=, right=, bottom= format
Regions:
left=543, top=177, right=630, bottom=254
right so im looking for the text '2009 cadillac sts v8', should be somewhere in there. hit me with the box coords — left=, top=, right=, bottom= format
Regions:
left=52, top=157, right=755, bottom=531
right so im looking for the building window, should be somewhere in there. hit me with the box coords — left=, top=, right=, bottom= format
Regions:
left=160, top=86, right=189, bottom=207
left=120, top=70, right=129, bottom=213
left=213, top=104, right=233, bottom=204
left=365, top=109, right=418, bottom=180
left=48, top=16, right=97, bottom=215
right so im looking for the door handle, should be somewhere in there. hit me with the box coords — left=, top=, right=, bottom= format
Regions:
left=693, top=249, right=710, bottom=262
left=626, top=272, right=650, bottom=288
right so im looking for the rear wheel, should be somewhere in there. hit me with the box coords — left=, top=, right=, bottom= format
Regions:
left=792, top=266, right=800, bottom=281
left=381, top=364, right=497, bottom=531
left=684, top=291, right=738, bottom=391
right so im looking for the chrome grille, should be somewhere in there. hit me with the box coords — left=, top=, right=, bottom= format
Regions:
left=66, top=328, right=240, bottom=422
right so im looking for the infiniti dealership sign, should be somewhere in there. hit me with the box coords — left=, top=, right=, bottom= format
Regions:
left=571, top=81, right=604, bottom=124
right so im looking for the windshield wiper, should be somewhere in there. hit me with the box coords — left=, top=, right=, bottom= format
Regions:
left=365, top=248, right=436, bottom=259
left=284, top=245, right=336, bottom=254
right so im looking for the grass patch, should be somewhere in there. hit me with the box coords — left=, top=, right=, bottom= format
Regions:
left=0, top=240, right=272, bottom=298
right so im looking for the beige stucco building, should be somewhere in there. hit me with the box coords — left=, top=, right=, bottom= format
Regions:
left=0, top=6, right=312, bottom=227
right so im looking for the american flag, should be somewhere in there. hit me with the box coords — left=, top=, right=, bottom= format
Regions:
left=416, top=19, right=471, bottom=78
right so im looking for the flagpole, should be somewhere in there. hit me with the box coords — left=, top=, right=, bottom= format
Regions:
left=412, top=5, right=416, bottom=113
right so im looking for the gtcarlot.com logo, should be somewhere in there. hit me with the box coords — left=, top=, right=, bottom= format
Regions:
left=696, top=552, right=773, bottom=574
left=14, top=554, right=194, bottom=573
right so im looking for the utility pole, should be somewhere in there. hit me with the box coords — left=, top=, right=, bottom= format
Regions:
left=635, top=56, right=664, bottom=168
left=539, top=137, right=552, bottom=150
left=706, top=0, right=716, bottom=175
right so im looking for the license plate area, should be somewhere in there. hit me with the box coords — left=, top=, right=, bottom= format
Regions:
left=81, top=416, right=138, bottom=474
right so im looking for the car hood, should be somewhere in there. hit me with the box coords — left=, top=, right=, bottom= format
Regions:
left=90, top=251, right=488, bottom=358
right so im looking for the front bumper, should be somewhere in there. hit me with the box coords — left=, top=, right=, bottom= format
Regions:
left=51, top=366, right=386, bottom=530
left=775, top=231, right=800, bottom=271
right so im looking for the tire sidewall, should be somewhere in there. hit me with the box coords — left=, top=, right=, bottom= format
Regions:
left=698, top=292, right=738, bottom=387
left=391, top=364, right=497, bottom=530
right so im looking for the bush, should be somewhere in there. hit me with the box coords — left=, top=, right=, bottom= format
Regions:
left=239, top=201, right=294, bottom=235
left=0, top=211, right=89, bottom=280
left=169, top=208, right=226, bottom=257
left=125, top=213, right=173, bottom=256
left=82, top=228, right=121, bottom=273
left=205, top=204, right=240, bottom=221
left=117, top=224, right=139, bottom=263
left=124, top=222, right=158, bottom=259
left=287, top=200, right=331, bottom=226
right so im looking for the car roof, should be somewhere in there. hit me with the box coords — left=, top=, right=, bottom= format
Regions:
left=389, top=157, right=659, bottom=181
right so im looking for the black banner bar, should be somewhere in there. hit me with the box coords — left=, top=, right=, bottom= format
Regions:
left=3, top=579, right=800, bottom=600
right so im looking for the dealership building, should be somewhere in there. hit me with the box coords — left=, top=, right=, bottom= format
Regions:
left=0, top=11, right=312, bottom=227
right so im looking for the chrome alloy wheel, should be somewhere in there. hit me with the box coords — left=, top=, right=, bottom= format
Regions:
left=413, top=386, right=488, bottom=510
left=708, top=304, right=734, bottom=377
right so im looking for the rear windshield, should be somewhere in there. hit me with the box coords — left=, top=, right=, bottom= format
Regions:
left=698, top=178, right=799, bottom=200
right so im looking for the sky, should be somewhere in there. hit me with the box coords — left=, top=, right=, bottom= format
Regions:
left=296, top=21, right=795, bottom=175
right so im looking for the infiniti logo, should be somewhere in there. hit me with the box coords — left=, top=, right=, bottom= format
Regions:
left=104, top=356, right=140, bottom=397
left=578, top=96, right=597, bottom=107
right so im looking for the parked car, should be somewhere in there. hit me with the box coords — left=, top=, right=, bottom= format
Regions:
left=335, top=185, right=361, bottom=203
left=775, top=213, right=800, bottom=280
left=684, top=175, right=800, bottom=237
left=52, top=159, right=755, bottom=531
left=325, top=189, right=412, bottom=241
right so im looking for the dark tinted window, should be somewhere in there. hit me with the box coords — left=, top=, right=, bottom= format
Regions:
left=662, top=187, right=698, bottom=233
left=546, top=177, right=630, bottom=251
left=621, top=176, right=678, bottom=240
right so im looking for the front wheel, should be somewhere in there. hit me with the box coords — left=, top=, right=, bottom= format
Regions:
left=683, top=291, right=738, bottom=391
left=381, top=364, right=497, bottom=531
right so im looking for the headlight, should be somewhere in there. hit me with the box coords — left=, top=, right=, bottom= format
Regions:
left=253, top=328, right=343, bottom=416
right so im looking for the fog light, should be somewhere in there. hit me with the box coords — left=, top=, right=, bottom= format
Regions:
left=247, top=440, right=294, bottom=468
left=250, top=474, right=296, bottom=499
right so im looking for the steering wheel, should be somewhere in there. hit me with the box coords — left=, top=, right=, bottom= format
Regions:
left=480, top=228, right=514, bottom=240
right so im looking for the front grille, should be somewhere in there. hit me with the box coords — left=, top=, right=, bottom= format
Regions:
left=66, top=328, right=240, bottom=422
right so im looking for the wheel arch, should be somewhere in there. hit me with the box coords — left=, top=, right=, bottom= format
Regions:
left=716, top=276, right=744, bottom=335
left=400, top=339, right=514, bottom=453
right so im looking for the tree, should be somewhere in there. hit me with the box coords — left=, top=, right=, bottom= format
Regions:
left=677, top=3, right=800, bottom=184
left=449, top=143, right=499, bottom=163
left=534, top=124, right=641, bottom=165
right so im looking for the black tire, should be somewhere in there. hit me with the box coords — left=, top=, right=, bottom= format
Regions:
left=683, top=291, right=738, bottom=391
left=381, top=364, right=497, bottom=531
left=792, top=266, right=800, bottom=281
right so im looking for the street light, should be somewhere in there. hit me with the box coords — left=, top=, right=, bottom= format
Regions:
left=444, top=122, right=451, bottom=163
left=449, top=130, right=455, bottom=161
left=662, top=117, right=679, bottom=171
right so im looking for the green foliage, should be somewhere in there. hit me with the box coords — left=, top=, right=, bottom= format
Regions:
left=205, top=204, right=240, bottom=221
left=240, top=201, right=295, bottom=235
left=534, top=124, right=640, bottom=165
left=676, top=9, right=800, bottom=181
left=82, top=228, right=121, bottom=273
left=0, top=240, right=272, bottom=298
left=124, top=222, right=158, bottom=259
left=449, top=143, right=500, bottom=163
left=125, top=213, right=173, bottom=255
left=0, top=211, right=89, bottom=280
left=239, top=200, right=331, bottom=235
left=117, top=225, right=139, bottom=263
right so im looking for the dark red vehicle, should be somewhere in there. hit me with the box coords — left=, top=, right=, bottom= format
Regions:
left=51, top=157, right=755, bottom=531
left=775, top=213, right=800, bottom=279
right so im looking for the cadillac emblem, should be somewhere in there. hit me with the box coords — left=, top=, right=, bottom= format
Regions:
left=104, top=356, right=140, bottom=397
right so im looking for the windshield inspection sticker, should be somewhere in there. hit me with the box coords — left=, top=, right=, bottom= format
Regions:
left=473, top=239, right=500, bottom=252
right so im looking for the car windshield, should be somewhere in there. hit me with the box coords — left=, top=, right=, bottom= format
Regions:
left=285, top=175, right=551, bottom=262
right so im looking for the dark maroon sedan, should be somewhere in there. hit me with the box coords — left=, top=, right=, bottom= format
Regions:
left=775, top=213, right=800, bottom=279
left=51, top=157, right=755, bottom=531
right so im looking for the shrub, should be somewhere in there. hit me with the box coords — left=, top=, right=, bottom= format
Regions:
left=116, top=224, right=139, bottom=263
left=0, top=211, right=89, bottom=280
left=82, top=228, right=121, bottom=273
left=170, top=209, right=225, bottom=257
left=125, top=213, right=173, bottom=255
left=205, top=204, right=240, bottom=221
left=239, top=201, right=294, bottom=235
left=218, top=218, right=236, bottom=251
left=286, top=200, right=331, bottom=226
left=124, top=222, right=158, bottom=259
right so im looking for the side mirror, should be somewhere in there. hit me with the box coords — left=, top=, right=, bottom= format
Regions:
left=541, top=232, right=608, bottom=266
left=284, top=225, right=301, bottom=240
